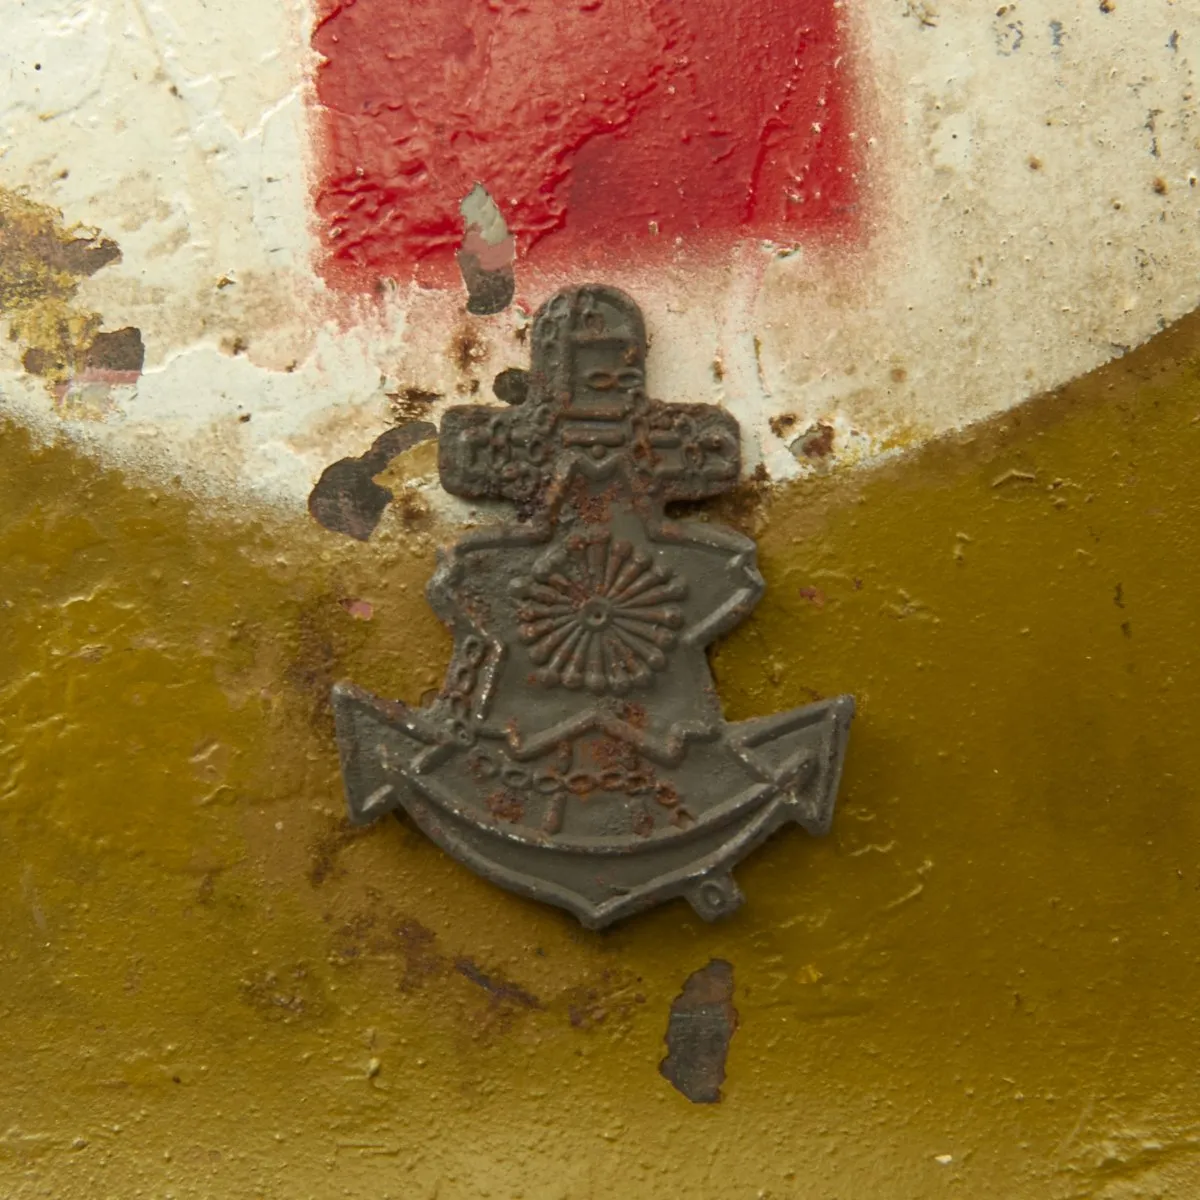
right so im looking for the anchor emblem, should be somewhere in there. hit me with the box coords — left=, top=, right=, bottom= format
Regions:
left=332, top=285, right=854, bottom=928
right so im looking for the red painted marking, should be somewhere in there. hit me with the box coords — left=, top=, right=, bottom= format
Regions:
left=313, top=0, right=858, bottom=290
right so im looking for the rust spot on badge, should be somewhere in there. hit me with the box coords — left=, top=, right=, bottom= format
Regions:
left=659, top=959, right=738, bottom=1104
left=485, top=788, right=525, bottom=823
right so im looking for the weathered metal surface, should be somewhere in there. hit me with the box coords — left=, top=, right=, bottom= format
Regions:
left=333, top=285, right=854, bottom=927
left=660, top=959, right=739, bottom=1104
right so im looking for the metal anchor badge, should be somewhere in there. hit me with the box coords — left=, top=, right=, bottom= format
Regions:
left=332, top=285, right=854, bottom=929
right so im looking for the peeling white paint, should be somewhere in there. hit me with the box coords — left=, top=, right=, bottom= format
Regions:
left=0, top=0, right=1198, bottom=521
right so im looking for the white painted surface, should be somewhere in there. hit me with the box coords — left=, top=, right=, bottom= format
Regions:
left=0, top=0, right=1197, bottom=517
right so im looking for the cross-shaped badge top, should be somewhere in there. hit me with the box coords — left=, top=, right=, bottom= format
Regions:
left=438, top=284, right=741, bottom=520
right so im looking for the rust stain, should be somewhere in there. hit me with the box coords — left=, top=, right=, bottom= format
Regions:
left=769, top=412, right=798, bottom=439
left=326, top=904, right=547, bottom=1031
left=308, top=815, right=376, bottom=886
left=659, top=959, right=738, bottom=1104
left=450, top=326, right=486, bottom=375
left=329, top=910, right=446, bottom=992
left=564, top=969, right=647, bottom=1030
left=454, top=957, right=544, bottom=1011
left=794, top=421, right=835, bottom=460
left=485, top=788, right=525, bottom=822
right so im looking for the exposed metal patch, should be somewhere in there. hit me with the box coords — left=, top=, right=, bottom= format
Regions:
left=659, top=959, right=738, bottom=1104
left=307, top=421, right=438, bottom=541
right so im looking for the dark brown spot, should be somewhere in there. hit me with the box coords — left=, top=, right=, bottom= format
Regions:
left=1099, top=0, right=1114, bottom=11
left=42, top=234, right=121, bottom=279
left=457, top=250, right=515, bottom=315
left=659, top=959, right=738, bottom=1104
left=890, top=365, right=908, bottom=382
left=1028, top=156, right=1043, bottom=171
left=768, top=412, right=797, bottom=438
left=307, top=421, right=437, bottom=541
left=21, top=346, right=61, bottom=377
left=1152, top=177, right=1168, bottom=195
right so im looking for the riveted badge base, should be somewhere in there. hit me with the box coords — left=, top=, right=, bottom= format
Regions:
left=332, top=285, right=854, bottom=928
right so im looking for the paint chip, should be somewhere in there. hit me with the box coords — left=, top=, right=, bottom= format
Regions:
left=790, top=421, right=835, bottom=461
left=307, top=421, right=437, bottom=541
left=339, top=598, right=374, bottom=621
left=659, top=959, right=738, bottom=1104
left=457, top=184, right=515, bottom=316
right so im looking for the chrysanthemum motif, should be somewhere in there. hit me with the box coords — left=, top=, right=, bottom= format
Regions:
left=512, top=537, right=688, bottom=693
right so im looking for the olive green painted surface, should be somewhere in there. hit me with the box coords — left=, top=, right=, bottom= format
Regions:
left=2, top=313, right=1199, bottom=1199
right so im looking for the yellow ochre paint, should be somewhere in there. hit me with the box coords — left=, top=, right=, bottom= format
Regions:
left=1, top=308, right=1199, bottom=1198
